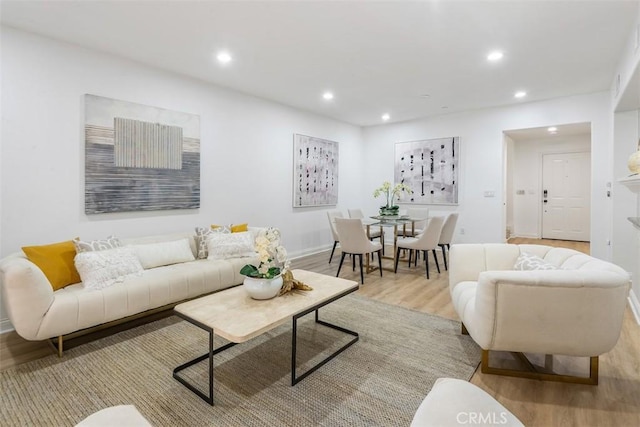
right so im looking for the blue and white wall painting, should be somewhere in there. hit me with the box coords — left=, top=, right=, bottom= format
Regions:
left=292, top=134, right=339, bottom=207
left=394, top=137, right=459, bottom=205
left=84, top=94, right=200, bottom=214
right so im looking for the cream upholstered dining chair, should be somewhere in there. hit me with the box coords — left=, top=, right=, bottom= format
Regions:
left=347, top=208, right=364, bottom=219
left=326, top=210, right=344, bottom=263
left=438, top=213, right=459, bottom=270
left=347, top=208, right=384, bottom=249
left=334, top=218, right=383, bottom=284
left=402, top=208, right=430, bottom=237
left=394, top=216, right=444, bottom=279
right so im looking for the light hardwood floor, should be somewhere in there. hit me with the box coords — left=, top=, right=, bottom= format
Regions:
left=1, top=238, right=639, bottom=426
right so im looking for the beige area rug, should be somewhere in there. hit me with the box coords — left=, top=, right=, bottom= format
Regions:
left=1, top=294, right=480, bottom=427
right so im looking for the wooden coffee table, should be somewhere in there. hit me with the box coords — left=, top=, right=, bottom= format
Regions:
left=172, top=269, right=359, bottom=405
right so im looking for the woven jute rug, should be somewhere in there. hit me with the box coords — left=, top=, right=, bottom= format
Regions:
left=0, top=294, right=480, bottom=426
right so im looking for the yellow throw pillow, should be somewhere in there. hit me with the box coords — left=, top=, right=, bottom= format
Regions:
left=22, top=240, right=81, bottom=291
left=231, top=223, right=248, bottom=233
left=210, top=223, right=248, bottom=233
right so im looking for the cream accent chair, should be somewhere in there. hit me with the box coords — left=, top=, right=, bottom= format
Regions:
left=394, top=216, right=444, bottom=279
left=438, top=212, right=459, bottom=270
left=326, top=210, right=344, bottom=263
left=334, top=218, right=382, bottom=284
left=449, top=243, right=631, bottom=385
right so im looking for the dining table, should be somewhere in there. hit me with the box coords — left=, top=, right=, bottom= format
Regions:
left=364, top=215, right=428, bottom=272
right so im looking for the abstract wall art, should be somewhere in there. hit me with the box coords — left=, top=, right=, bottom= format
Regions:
left=84, top=94, right=200, bottom=214
left=394, top=137, right=460, bottom=205
left=292, top=134, right=339, bottom=207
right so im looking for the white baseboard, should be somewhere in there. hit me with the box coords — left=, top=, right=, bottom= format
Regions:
left=0, top=317, right=15, bottom=334
left=289, top=244, right=332, bottom=260
left=509, top=233, right=539, bottom=239
left=629, top=289, right=640, bottom=326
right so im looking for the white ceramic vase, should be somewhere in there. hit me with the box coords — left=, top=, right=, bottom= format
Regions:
left=243, top=274, right=283, bottom=300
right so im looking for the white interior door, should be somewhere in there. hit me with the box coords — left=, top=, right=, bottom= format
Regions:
left=542, top=152, right=591, bottom=241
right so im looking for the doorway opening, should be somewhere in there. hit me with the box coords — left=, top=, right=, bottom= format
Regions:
left=504, top=122, right=592, bottom=243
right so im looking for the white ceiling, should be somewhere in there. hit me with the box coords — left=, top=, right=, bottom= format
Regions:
left=504, top=122, right=591, bottom=142
left=1, top=0, right=638, bottom=127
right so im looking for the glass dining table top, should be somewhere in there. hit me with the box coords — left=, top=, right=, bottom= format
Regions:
left=367, top=215, right=427, bottom=225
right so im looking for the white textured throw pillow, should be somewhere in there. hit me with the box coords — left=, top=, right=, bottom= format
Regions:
left=514, top=252, right=557, bottom=271
left=130, top=238, right=196, bottom=269
left=206, top=231, right=256, bottom=260
left=75, top=247, right=144, bottom=290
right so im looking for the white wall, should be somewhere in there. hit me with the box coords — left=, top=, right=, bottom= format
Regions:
left=505, top=135, right=514, bottom=238
left=0, top=29, right=3, bottom=269
left=611, top=2, right=640, bottom=108
left=0, top=27, right=365, bottom=329
left=613, top=110, right=640, bottom=313
left=0, top=27, right=364, bottom=258
left=511, top=134, right=590, bottom=238
left=362, top=93, right=613, bottom=258
left=611, top=2, right=640, bottom=320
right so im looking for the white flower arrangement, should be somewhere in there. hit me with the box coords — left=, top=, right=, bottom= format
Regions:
left=240, top=227, right=289, bottom=279
left=373, top=181, right=413, bottom=208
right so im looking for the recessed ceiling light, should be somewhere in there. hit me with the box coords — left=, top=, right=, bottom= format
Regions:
left=216, top=51, right=232, bottom=64
left=487, top=51, right=504, bottom=61
left=548, top=127, right=558, bottom=133
left=514, top=91, right=527, bottom=98
left=322, top=92, right=334, bottom=100
left=420, top=94, right=431, bottom=98
left=441, top=106, right=449, bottom=109
left=382, top=114, right=390, bottom=121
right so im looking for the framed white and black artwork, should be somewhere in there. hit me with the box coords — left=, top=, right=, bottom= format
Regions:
left=292, top=134, right=339, bottom=207
left=394, top=137, right=459, bottom=205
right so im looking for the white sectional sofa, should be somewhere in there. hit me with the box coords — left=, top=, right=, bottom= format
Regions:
left=0, top=230, right=260, bottom=355
left=449, top=243, right=631, bottom=384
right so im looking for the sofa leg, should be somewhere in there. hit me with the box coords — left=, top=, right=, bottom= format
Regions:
left=590, top=356, right=599, bottom=384
left=481, top=349, right=599, bottom=385
left=58, top=336, right=63, bottom=358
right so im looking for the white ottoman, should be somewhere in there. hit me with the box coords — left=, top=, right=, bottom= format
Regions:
left=76, top=405, right=152, bottom=427
left=411, top=378, right=524, bottom=427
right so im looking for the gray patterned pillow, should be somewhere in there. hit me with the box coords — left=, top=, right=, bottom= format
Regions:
left=194, top=226, right=231, bottom=259
left=73, top=235, right=121, bottom=253
left=514, top=252, right=557, bottom=271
